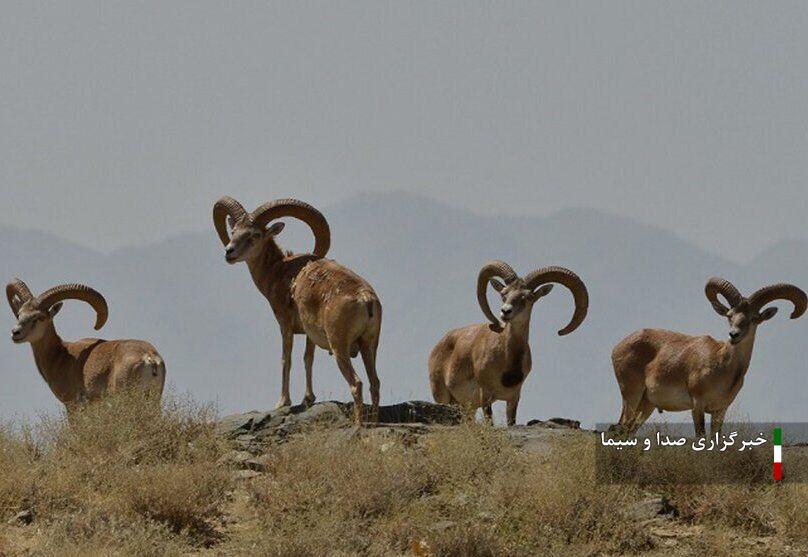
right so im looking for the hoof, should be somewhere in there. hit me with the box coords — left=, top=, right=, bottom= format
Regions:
left=274, top=399, right=292, bottom=410
left=302, top=395, right=316, bottom=408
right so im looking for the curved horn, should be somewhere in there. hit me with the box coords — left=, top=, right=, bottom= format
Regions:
left=524, top=266, right=589, bottom=336
left=35, top=284, right=108, bottom=330
left=6, top=278, right=33, bottom=317
left=476, top=260, right=518, bottom=330
left=748, top=283, right=807, bottom=319
left=212, top=196, right=248, bottom=247
left=251, top=198, right=331, bottom=257
left=705, top=277, right=743, bottom=315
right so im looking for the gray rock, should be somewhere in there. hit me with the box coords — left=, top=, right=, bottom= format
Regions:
left=506, top=423, right=593, bottom=455
left=547, top=417, right=581, bottom=429
left=216, top=400, right=463, bottom=446
left=215, top=411, right=268, bottom=437
left=525, top=417, right=581, bottom=429
left=233, top=434, right=261, bottom=454
left=375, top=401, right=463, bottom=425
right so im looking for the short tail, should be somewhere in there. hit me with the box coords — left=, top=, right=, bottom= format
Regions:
left=140, top=354, right=166, bottom=396
left=358, top=290, right=378, bottom=318
left=142, top=355, right=165, bottom=376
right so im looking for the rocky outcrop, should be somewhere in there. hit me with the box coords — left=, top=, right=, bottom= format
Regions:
left=216, top=400, right=464, bottom=451
left=216, top=400, right=591, bottom=456
left=526, top=417, right=581, bottom=429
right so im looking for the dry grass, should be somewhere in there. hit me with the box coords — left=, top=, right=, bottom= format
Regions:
left=0, top=390, right=231, bottom=555
left=0, top=397, right=806, bottom=556
left=223, top=425, right=808, bottom=557
left=598, top=426, right=808, bottom=543
left=226, top=427, right=652, bottom=556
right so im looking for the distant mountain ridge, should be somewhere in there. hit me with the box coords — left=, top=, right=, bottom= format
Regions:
left=1, top=192, right=806, bottom=426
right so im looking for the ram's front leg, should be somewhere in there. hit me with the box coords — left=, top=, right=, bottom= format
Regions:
left=507, top=354, right=529, bottom=426
left=275, top=328, right=294, bottom=409
left=691, top=400, right=706, bottom=438
left=506, top=390, right=521, bottom=426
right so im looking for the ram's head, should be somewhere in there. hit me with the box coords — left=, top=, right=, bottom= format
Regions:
left=476, top=260, right=589, bottom=334
left=213, top=196, right=331, bottom=264
left=705, top=277, right=806, bottom=344
left=6, top=279, right=108, bottom=343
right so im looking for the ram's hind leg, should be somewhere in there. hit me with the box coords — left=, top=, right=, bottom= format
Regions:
left=611, top=337, right=654, bottom=434
left=629, top=398, right=655, bottom=434
left=710, top=408, right=727, bottom=437
left=430, top=373, right=453, bottom=404
left=617, top=397, right=640, bottom=430
left=302, top=338, right=316, bottom=407
left=613, top=390, right=643, bottom=435
left=613, top=364, right=650, bottom=434
left=428, top=341, right=456, bottom=406
left=329, top=338, right=364, bottom=424
left=358, top=336, right=380, bottom=423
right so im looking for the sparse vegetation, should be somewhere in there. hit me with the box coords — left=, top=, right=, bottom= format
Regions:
left=0, top=394, right=805, bottom=556
left=0, top=390, right=230, bottom=555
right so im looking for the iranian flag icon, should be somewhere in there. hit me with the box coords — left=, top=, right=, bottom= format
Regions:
left=773, top=427, right=782, bottom=482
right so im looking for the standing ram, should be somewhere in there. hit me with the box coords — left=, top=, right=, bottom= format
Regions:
left=213, top=197, right=382, bottom=423
left=6, top=279, right=166, bottom=410
left=429, top=260, right=589, bottom=425
left=612, top=277, right=806, bottom=436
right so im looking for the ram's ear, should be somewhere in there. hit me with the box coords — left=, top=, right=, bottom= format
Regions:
left=47, top=302, right=63, bottom=318
left=266, top=222, right=285, bottom=236
left=489, top=278, right=506, bottom=293
left=531, top=284, right=554, bottom=300
left=759, top=307, right=778, bottom=322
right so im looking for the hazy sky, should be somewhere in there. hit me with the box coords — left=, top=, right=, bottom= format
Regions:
left=2, top=2, right=807, bottom=261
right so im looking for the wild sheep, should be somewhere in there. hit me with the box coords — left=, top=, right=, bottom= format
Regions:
left=612, top=277, right=806, bottom=436
left=6, top=279, right=166, bottom=410
left=429, top=260, right=589, bottom=425
left=213, top=196, right=382, bottom=423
